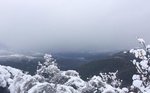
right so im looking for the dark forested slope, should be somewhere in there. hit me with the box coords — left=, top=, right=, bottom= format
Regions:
left=78, top=51, right=136, bottom=86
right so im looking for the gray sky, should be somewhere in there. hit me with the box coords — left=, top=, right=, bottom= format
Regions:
left=0, top=0, right=150, bottom=52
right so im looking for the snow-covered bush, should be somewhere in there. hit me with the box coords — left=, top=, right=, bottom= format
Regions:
left=28, top=82, right=56, bottom=93
left=0, top=65, right=23, bottom=88
left=99, top=71, right=122, bottom=88
left=9, top=75, right=37, bottom=93
left=130, top=38, right=150, bottom=93
left=85, top=72, right=123, bottom=93
left=56, top=84, right=79, bottom=93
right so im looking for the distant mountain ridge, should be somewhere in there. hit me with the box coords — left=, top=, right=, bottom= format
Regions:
left=0, top=51, right=112, bottom=74
left=77, top=51, right=136, bottom=87
left=0, top=50, right=136, bottom=86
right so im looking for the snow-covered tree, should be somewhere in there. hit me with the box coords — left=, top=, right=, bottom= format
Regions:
left=37, top=54, right=60, bottom=82
left=130, top=38, right=150, bottom=93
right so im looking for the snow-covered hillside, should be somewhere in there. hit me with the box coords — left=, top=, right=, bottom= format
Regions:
left=0, top=38, right=150, bottom=93
left=0, top=54, right=127, bottom=93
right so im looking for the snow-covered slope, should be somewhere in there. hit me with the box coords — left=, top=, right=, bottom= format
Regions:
left=1, top=38, right=149, bottom=93
left=0, top=54, right=128, bottom=93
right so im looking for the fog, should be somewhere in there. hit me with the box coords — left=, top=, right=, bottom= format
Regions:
left=0, top=0, right=150, bottom=52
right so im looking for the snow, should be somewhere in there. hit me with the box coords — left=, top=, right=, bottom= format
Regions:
left=148, top=67, right=150, bottom=72
left=138, top=38, right=145, bottom=44
left=130, top=38, right=150, bottom=93
left=146, top=45, right=150, bottom=49
left=61, top=70, right=79, bottom=78
left=102, top=88, right=115, bottom=93
left=130, top=49, right=146, bottom=59
left=123, top=51, right=127, bottom=54
left=0, top=65, right=23, bottom=88
left=44, top=54, right=53, bottom=62
left=28, top=82, right=55, bottom=93
left=132, top=74, right=140, bottom=80
left=140, top=60, right=148, bottom=69
left=88, top=76, right=104, bottom=87
left=122, top=88, right=129, bottom=93
left=132, top=59, right=136, bottom=65
left=132, top=80, right=143, bottom=89
left=56, top=84, right=79, bottom=93
left=0, top=76, right=7, bottom=87
left=0, top=54, right=36, bottom=60
left=65, top=77, right=86, bottom=90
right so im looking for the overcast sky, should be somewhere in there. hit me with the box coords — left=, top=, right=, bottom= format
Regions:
left=0, top=0, right=150, bottom=52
